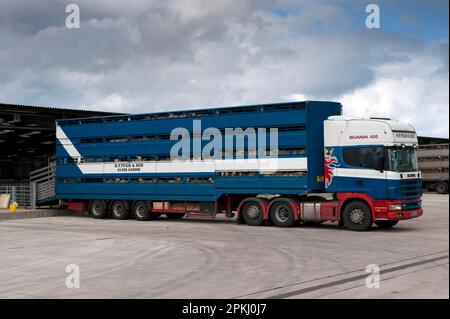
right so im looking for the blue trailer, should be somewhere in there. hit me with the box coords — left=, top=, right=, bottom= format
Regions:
left=56, top=101, right=423, bottom=230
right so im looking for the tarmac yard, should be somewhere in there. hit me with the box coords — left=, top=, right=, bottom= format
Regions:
left=0, top=193, right=448, bottom=299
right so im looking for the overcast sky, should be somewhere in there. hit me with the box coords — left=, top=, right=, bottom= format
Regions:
left=0, top=0, right=448, bottom=137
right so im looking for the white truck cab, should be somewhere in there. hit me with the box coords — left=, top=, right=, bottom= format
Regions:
left=323, top=116, right=423, bottom=229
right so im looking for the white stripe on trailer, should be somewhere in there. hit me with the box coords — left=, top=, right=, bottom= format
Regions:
left=56, top=125, right=81, bottom=158
left=76, top=158, right=308, bottom=174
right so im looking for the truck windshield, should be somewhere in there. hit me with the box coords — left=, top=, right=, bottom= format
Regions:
left=388, top=147, right=418, bottom=172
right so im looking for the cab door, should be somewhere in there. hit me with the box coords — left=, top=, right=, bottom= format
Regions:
left=341, top=146, right=388, bottom=199
left=355, top=146, right=388, bottom=199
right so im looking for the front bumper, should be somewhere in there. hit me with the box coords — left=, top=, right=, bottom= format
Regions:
left=382, top=209, right=423, bottom=221
left=373, top=199, right=423, bottom=221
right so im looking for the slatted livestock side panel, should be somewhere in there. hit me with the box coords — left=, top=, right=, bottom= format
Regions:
left=55, top=101, right=342, bottom=203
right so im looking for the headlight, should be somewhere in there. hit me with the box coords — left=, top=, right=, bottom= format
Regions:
left=389, top=204, right=402, bottom=211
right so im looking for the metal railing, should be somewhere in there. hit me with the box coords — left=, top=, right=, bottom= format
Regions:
left=0, top=184, right=32, bottom=208
left=30, top=162, right=56, bottom=205
left=0, top=163, right=56, bottom=209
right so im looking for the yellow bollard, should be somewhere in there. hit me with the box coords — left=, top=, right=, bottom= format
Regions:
left=8, top=202, right=18, bottom=213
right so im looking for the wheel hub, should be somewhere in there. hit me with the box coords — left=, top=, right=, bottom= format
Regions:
left=275, top=206, right=289, bottom=222
left=350, top=208, right=365, bottom=224
left=136, top=206, right=145, bottom=217
left=94, top=204, right=102, bottom=214
left=247, top=205, right=260, bottom=219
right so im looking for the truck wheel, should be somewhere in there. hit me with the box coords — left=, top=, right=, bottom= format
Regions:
left=90, top=200, right=107, bottom=219
left=342, top=201, right=373, bottom=231
left=241, top=201, right=264, bottom=226
left=436, top=182, right=448, bottom=194
left=270, top=201, right=295, bottom=227
left=111, top=200, right=129, bottom=220
left=166, top=213, right=185, bottom=219
left=375, top=220, right=399, bottom=229
left=134, top=201, right=151, bottom=221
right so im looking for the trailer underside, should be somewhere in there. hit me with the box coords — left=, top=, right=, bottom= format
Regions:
left=65, top=191, right=423, bottom=231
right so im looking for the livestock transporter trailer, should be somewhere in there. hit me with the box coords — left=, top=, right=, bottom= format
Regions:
left=56, top=101, right=423, bottom=231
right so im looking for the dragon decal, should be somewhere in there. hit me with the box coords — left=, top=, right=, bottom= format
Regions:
left=324, top=148, right=340, bottom=188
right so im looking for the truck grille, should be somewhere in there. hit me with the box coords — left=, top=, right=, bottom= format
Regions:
left=399, top=179, right=422, bottom=200
left=402, top=200, right=422, bottom=211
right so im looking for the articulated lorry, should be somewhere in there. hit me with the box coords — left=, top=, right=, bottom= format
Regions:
left=56, top=101, right=423, bottom=231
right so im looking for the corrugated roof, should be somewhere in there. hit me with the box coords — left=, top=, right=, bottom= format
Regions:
left=418, top=136, right=449, bottom=144
left=0, top=102, right=124, bottom=115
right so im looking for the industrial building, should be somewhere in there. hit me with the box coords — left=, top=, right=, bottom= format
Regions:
left=0, top=103, right=121, bottom=207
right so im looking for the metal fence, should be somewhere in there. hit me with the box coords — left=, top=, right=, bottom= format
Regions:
left=0, top=184, right=32, bottom=208
left=30, top=162, right=56, bottom=204
left=0, top=163, right=56, bottom=210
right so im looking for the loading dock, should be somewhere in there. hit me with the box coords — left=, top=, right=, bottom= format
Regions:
left=0, top=103, right=122, bottom=207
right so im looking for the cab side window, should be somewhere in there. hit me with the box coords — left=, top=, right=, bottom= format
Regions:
left=343, top=147, right=384, bottom=169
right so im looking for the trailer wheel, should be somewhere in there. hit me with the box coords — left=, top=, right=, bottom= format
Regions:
left=375, top=220, right=399, bottom=229
left=134, top=201, right=151, bottom=221
left=436, top=182, right=448, bottom=194
left=166, top=213, right=185, bottom=219
left=90, top=200, right=107, bottom=219
left=270, top=201, right=295, bottom=227
left=342, top=201, right=373, bottom=231
left=111, top=200, right=129, bottom=220
left=241, top=201, right=264, bottom=226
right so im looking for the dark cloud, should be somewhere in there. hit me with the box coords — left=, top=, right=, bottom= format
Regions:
left=0, top=0, right=448, bottom=136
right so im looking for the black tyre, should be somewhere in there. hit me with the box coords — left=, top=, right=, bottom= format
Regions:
left=436, top=182, right=448, bottom=194
left=270, top=201, right=295, bottom=227
left=241, top=201, right=264, bottom=226
left=111, top=200, right=129, bottom=220
left=90, top=200, right=107, bottom=219
left=165, top=213, right=185, bottom=219
left=134, top=201, right=151, bottom=221
left=342, top=201, right=373, bottom=231
left=375, top=220, right=399, bottom=229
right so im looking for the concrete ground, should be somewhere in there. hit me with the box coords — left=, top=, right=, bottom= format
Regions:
left=0, top=208, right=71, bottom=220
left=0, top=193, right=447, bottom=299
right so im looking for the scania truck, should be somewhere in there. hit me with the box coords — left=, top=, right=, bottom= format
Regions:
left=55, top=101, right=423, bottom=231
